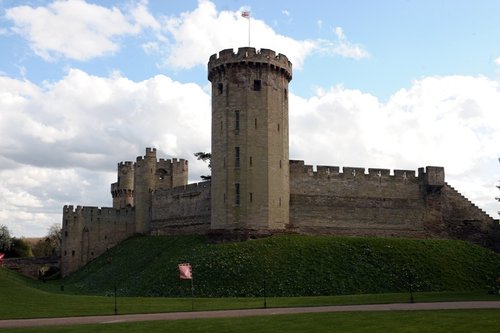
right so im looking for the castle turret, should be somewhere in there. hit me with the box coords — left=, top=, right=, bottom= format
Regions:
left=134, top=147, right=157, bottom=234
left=111, top=161, right=134, bottom=209
left=208, top=47, right=292, bottom=231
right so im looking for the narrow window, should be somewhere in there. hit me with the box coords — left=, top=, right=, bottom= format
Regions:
left=284, top=88, right=288, bottom=100
left=220, top=121, right=223, bottom=134
left=277, top=123, right=280, bottom=132
left=217, top=83, right=223, bottom=95
left=235, top=111, right=240, bottom=131
left=253, top=80, right=261, bottom=91
left=249, top=156, right=252, bottom=166
left=279, top=197, right=282, bottom=207
left=224, top=193, right=226, bottom=203
left=235, top=147, right=240, bottom=168
left=250, top=192, right=253, bottom=203
left=64, top=250, right=67, bottom=256
left=65, top=231, right=68, bottom=237
left=235, top=183, right=240, bottom=205
left=224, top=157, right=226, bottom=168
left=279, top=160, right=282, bottom=169
left=72, top=250, right=75, bottom=257
left=254, top=118, right=258, bottom=129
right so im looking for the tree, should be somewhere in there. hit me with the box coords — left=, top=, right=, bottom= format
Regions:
left=0, top=225, right=12, bottom=253
left=32, top=224, right=61, bottom=257
left=6, top=238, right=33, bottom=258
left=194, top=152, right=211, bottom=180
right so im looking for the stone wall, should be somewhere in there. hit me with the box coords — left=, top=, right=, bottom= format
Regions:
left=151, top=181, right=211, bottom=235
left=60, top=205, right=136, bottom=277
left=289, top=160, right=428, bottom=237
left=3, top=256, right=59, bottom=279
left=288, top=160, right=499, bottom=250
left=439, top=184, right=500, bottom=251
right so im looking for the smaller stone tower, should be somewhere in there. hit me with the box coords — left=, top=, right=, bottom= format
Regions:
left=208, top=47, right=292, bottom=232
left=134, top=148, right=159, bottom=234
left=111, top=162, right=134, bottom=209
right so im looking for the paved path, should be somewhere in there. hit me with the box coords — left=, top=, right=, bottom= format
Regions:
left=1, top=301, right=500, bottom=328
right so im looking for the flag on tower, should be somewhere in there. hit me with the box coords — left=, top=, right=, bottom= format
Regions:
left=178, top=263, right=192, bottom=280
left=241, top=10, right=250, bottom=18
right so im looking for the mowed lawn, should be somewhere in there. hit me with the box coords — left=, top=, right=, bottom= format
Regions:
left=2, top=310, right=500, bottom=333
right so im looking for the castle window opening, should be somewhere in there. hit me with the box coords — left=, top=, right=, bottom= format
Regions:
left=235, top=110, right=240, bottom=131
left=253, top=80, right=261, bottom=91
left=71, top=250, right=75, bottom=257
left=65, top=231, right=68, bottom=237
left=250, top=192, right=253, bottom=203
left=235, top=147, right=240, bottom=168
left=217, top=83, right=223, bottom=95
left=64, top=250, right=67, bottom=256
left=220, top=121, right=223, bottom=134
left=224, top=192, right=226, bottom=203
left=249, top=156, right=252, bottom=166
left=279, top=197, right=282, bottom=207
left=235, top=183, right=240, bottom=205
left=254, top=118, right=258, bottom=129
left=284, top=88, right=288, bottom=100
left=277, top=123, right=280, bottom=132
left=279, top=160, right=282, bottom=169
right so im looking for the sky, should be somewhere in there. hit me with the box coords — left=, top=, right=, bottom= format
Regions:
left=0, top=0, right=499, bottom=237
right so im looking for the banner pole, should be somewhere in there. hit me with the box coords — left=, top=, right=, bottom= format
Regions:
left=191, top=277, right=194, bottom=311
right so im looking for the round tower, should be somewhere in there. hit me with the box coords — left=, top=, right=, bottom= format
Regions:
left=208, top=47, right=292, bottom=231
left=111, top=161, right=134, bottom=209
left=134, top=147, right=157, bottom=234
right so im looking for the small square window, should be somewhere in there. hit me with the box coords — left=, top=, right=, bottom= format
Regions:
left=253, top=80, right=261, bottom=91
left=235, top=183, right=240, bottom=205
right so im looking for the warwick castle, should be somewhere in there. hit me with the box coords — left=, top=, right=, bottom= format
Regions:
left=61, top=48, right=500, bottom=276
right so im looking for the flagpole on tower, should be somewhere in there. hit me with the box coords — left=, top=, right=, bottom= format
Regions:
left=242, top=11, right=251, bottom=47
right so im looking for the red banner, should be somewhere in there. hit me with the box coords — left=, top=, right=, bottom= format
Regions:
left=178, top=263, right=192, bottom=280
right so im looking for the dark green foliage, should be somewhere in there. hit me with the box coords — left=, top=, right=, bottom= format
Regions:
left=5, top=238, right=33, bottom=258
left=0, top=224, right=13, bottom=252
left=194, top=152, right=211, bottom=180
left=60, top=235, right=500, bottom=297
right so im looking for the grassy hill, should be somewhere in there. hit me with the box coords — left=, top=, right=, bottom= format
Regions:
left=55, top=235, right=500, bottom=297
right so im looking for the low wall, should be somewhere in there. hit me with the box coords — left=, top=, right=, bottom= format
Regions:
left=3, top=256, right=59, bottom=279
left=151, top=181, right=211, bottom=235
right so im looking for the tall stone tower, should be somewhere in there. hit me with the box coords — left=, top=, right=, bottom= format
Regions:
left=208, top=47, right=292, bottom=231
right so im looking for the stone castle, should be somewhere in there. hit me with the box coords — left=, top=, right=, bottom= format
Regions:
left=61, top=48, right=499, bottom=277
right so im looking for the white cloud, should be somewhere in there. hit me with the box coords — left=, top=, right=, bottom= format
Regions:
left=290, top=75, right=500, bottom=218
left=5, top=0, right=159, bottom=61
left=495, top=57, right=500, bottom=66
left=158, top=0, right=364, bottom=70
left=316, top=26, right=370, bottom=60
left=0, top=69, right=210, bottom=236
left=2, top=71, right=499, bottom=237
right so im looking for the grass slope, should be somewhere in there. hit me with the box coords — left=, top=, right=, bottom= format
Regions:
left=56, top=235, right=500, bottom=297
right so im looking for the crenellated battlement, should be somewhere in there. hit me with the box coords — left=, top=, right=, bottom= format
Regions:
left=208, top=47, right=292, bottom=81
left=63, top=204, right=133, bottom=220
left=289, top=160, right=426, bottom=182
left=155, top=181, right=211, bottom=196
left=118, top=161, right=134, bottom=167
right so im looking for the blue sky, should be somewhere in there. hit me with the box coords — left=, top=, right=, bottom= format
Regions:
left=0, top=0, right=499, bottom=237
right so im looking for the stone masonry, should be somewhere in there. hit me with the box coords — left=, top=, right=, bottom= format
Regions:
left=60, top=48, right=500, bottom=276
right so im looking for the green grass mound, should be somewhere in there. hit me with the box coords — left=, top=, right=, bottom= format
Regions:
left=58, top=235, right=499, bottom=297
